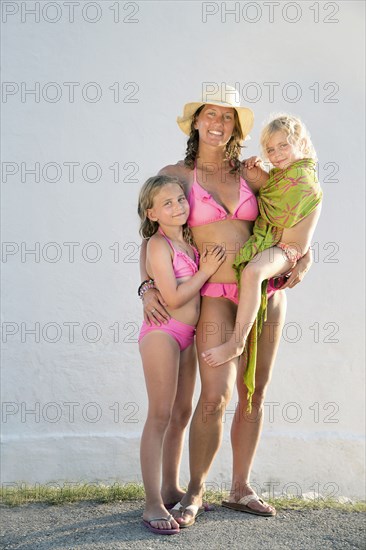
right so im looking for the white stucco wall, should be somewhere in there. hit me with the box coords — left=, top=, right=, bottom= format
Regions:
left=1, top=1, right=365, bottom=499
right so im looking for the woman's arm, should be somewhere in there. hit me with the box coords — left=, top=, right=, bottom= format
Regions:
left=280, top=247, right=313, bottom=289
left=279, top=202, right=322, bottom=289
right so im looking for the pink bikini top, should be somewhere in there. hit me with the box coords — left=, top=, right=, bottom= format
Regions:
left=158, top=228, right=199, bottom=279
left=187, top=164, right=259, bottom=227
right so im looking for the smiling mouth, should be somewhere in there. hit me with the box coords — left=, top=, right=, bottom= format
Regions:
left=208, top=130, right=223, bottom=136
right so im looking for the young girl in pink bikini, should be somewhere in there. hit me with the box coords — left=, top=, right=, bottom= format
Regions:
left=137, top=175, right=225, bottom=535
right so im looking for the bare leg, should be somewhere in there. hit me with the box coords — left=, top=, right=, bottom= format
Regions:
left=172, top=297, right=239, bottom=525
left=228, top=290, right=287, bottom=513
left=161, top=343, right=197, bottom=506
left=139, top=332, right=180, bottom=531
left=203, top=247, right=292, bottom=367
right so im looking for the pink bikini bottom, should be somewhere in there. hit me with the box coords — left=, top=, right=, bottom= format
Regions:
left=138, top=317, right=196, bottom=351
left=200, top=280, right=277, bottom=305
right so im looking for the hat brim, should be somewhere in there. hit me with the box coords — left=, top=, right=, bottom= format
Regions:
left=177, top=101, right=254, bottom=140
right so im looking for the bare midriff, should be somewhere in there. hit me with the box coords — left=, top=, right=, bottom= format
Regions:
left=192, top=218, right=254, bottom=283
left=164, top=277, right=201, bottom=326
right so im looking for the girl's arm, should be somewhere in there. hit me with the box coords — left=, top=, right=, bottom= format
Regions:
left=241, top=158, right=269, bottom=193
left=139, top=238, right=149, bottom=281
left=148, top=237, right=225, bottom=309
left=140, top=238, right=170, bottom=325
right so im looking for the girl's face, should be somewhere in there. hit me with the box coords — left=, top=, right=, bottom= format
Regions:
left=148, top=183, right=189, bottom=227
left=194, top=104, right=236, bottom=147
left=265, top=130, right=304, bottom=169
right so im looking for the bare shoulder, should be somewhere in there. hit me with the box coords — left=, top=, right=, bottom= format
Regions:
left=147, top=232, right=173, bottom=264
left=147, top=232, right=168, bottom=252
left=147, top=231, right=163, bottom=248
left=158, top=160, right=192, bottom=191
left=158, top=161, right=183, bottom=176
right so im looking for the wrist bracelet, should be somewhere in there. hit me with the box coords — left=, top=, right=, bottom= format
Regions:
left=139, top=284, right=156, bottom=299
left=137, top=279, right=153, bottom=296
left=138, top=279, right=154, bottom=296
left=138, top=279, right=155, bottom=298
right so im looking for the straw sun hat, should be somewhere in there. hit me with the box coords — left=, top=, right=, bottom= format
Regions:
left=177, top=85, right=254, bottom=140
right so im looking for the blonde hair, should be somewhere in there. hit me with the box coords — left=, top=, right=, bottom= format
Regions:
left=138, top=175, right=193, bottom=244
left=260, top=114, right=317, bottom=162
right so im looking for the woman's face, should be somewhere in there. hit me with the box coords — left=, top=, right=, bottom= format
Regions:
left=194, top=104, right=236, bottom=147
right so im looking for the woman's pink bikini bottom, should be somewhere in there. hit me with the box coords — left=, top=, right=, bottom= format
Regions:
left=200, top=280, right=277, bottom=305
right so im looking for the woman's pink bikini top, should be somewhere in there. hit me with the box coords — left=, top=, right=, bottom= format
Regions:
left=187, top=164, right=259, bottom=227
left=158, top=228, right=199, bottom=279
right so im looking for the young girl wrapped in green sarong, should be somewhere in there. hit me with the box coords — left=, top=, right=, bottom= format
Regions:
left=202, top=114, right=323, bottom=410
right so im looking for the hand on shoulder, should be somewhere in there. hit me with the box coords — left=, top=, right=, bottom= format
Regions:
left=242, top=156, right=264, bottom=170
left=240, top=158, right=269, bottom=192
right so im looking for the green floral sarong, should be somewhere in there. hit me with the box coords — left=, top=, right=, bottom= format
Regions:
left=233, top=159, right=323, bottom=411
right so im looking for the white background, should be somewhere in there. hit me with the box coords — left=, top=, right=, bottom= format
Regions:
left=1, top=0, right=365, bottom=499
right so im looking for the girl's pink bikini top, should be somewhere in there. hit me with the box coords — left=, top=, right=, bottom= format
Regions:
left=158, top=227, right=199, bottom=279
left=187, top=164, right=259, bottom=227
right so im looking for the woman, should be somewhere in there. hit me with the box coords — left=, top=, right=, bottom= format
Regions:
left=139, top=86, right=313, bottom=525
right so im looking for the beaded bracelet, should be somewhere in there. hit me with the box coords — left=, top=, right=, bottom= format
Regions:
left=139, top=281, right=156, bottom=299
left=138, top=279, right=155, bottom=298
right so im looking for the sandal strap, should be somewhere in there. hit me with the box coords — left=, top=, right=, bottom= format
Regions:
left=237, top=494, right=263, bottom=506
left=170, top=501, right=202, bottom=518
left=182, top=504, right=200, bottom=515
left=170, top=503, right=183, bottom=512
left=147, top=514, right=174, bottom=522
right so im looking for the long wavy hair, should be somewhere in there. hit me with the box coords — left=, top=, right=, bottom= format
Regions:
left=138, top=175, right=194, bottom=245
left=183, top=106, right=244, bottom=173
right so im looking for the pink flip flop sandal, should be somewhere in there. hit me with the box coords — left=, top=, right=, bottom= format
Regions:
left=142, top=513, right=180, bottom=535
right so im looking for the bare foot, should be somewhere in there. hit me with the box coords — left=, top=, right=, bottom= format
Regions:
left=244, top=497, right=275, bottom=515
left=143, top=505, right=180, bottom=531
left=202, top=340, right=244, bottom=367
left=226, top=485, right=276, bottom=516
left=171, top=493, right=204, bottom=527
left=161, top=489, right=186, bottom=509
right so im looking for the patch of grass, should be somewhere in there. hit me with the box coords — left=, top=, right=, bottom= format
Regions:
left=265, top=496, right=366, bottom=513
left=205, top=489, right=366, bottom=512
left=205, top=491, right=366, bottom=512
left=1, top=483, right=365, bottom=512
left=0, top=482, right=145, bottom=507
